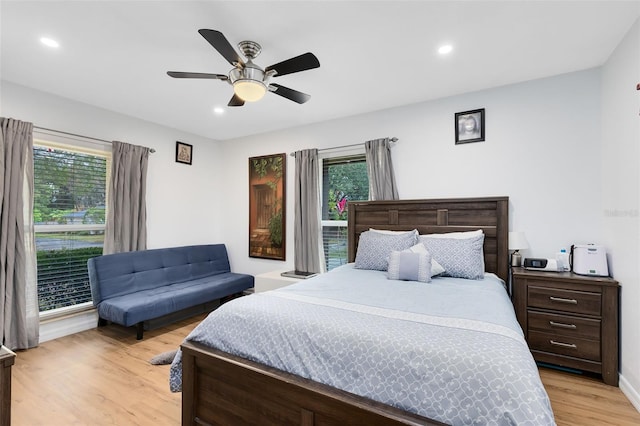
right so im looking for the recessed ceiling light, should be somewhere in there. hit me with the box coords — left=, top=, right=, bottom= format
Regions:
left=213, top=107, right=224, bottom=115
left=438, top=44, right=453, bottom=55
left=40, top=37, right=59, bottom=48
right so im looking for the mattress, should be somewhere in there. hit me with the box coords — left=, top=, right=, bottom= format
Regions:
left=170, top=264, right=555, bottom=425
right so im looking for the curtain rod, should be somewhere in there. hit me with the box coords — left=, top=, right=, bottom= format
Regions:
left=34, top=126, right=156, bottom=153
left=289, top=137, right=398, bottom=157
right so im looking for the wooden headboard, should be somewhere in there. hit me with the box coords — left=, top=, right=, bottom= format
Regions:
left=347, top=196, right=509, bottom=282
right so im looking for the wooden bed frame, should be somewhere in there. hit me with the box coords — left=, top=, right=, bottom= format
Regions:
left=181, top=196, right=509, bottom=425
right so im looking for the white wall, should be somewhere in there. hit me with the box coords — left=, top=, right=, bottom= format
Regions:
left=0, top=81, right=224, bottom=248
left=601, top=18, right=640, bottom=409
left=220, top=69, right=603, bottom=277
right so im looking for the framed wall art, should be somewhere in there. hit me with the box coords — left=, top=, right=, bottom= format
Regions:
left=455, top=108, right=485, bottom=144
left=248, top=153, right=286, bottom=260
left=176, top=141, right=193, bottom=165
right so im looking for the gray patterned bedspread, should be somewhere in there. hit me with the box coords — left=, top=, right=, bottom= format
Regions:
left=170, top=264, right=555, bottom=425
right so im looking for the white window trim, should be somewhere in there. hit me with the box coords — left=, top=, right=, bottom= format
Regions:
left=39, top=301, right=94, bottom=321
left=319, top=146, right=366, bottom=270
left=35, top=224, right=106, bottom=233
left=33, top=136, right=110, bottom=319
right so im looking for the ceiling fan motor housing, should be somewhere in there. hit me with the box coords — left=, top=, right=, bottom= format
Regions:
left=229, top=61, right=268, bottom=86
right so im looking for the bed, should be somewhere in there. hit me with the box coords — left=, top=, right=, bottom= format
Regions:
left=170, top=197, right=555, bottom=425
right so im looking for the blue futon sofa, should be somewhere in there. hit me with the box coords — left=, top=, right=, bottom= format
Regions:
left=88, top=244, right=254, bottom=339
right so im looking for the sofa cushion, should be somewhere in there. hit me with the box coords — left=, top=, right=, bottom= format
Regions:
left=89, top=244, right=232, bottom=304
left=97, top=272, right=254, bottom=326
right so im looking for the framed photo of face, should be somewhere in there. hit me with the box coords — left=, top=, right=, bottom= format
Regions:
left=176, top=141, right=193, bottom=164
left=455, top=108, right=485, bottom=144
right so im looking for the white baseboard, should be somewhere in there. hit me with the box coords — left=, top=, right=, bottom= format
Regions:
left=39, top=309, right=98, bottom=344
left=620, top=374, right=640, bottom=413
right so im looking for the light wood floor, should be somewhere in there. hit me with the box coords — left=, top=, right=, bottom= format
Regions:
left=10, top=314, right=640, bottom=425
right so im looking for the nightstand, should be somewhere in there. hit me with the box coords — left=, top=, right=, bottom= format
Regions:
left=254, top=270, right=301, bottom=293
left=512, top=267, right=620, bottom=386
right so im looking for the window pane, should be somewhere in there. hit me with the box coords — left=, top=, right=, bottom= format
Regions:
left=321, top=155, right=368, bottom=270
left=33, top=143, right=108, bottom=313
left=36, top=230, right=104, bottom=312
left=322, top=156, right=368, bottom=220
left=323, top=225, right=349, bottom=271
left=33, top=146, right=107, bottom=225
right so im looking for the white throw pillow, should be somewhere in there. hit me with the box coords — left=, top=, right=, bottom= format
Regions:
left=405, top=243, right=446, bottom=277
left=387, top=251, right=431, bottom=283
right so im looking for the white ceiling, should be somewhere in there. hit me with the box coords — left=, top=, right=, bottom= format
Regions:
left=1, top=1, right=638, bottom=141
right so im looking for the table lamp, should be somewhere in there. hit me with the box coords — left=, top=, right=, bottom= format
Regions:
left=509, top=231, right=529, bottom=267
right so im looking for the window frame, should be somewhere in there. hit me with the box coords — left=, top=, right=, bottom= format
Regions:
left=318, top=146, right=368, bottom=270
left=33, top=134, right=111, bottom=319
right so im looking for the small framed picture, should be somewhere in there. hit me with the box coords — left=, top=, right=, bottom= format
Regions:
left=176, top=141, right=193, bottom=165
left=455, top=108, right=485, bottom=144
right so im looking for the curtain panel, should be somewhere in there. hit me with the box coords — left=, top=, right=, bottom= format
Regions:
left=104, top=141, right=151, bottom=255
left=294, top=149, right=324, bottom=273
left=0, top=117, right=39, bottom=349
left=365, top=138, right=399, bottom=201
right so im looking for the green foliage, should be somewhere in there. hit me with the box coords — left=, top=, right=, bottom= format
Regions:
left=33, top=146, right=107, bottom=224
left=252, top=156, right=283, bottom=180
left=252, top=156, right=283, bottom=191
left=37, top=246, right=103, bottom=311
left=326, top=160, right=369, bottom=220
left=268, top=210, right=283, bottom=247
left=84, top=207, right=106, bottom=224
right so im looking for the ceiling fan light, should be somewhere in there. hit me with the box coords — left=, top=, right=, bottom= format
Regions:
left=233, top=79, right=267, bottom=102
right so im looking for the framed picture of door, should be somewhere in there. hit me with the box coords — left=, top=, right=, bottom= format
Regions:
left=248, top=153, right=286, bottom=260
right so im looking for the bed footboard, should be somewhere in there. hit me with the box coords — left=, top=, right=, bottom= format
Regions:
left=181, top=341, right=446, bottom=426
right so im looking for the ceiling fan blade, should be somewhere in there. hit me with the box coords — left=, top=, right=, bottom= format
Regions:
left=265, top=52, right=320, bottom=77
left=167, top=71, right=228, bottom=80
left=269, top=84, right=311, bottom=104
left=228, top=94, right=245, bottom=107
left=198, top=29, right=244, bottom=67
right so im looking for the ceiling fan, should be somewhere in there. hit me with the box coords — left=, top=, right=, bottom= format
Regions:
left=167, top=29, right=320, bottom=107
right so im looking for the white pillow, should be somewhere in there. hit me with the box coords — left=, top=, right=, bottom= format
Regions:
left=369, top=228, right=419, bottom=236
left=423, top=229, right=483, bottom=239
left=387, top=251, right=431, bottom=283
left=405, top=243, right=445, bottom=277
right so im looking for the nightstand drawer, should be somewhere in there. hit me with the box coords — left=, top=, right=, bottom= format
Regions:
left=528, top=330, right=600, bottom=361
left=528, top=311, right=600, bottom=340
left=528, top=285, right=601, bottom=316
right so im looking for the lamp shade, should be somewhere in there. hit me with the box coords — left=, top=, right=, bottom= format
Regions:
left=233, top=79, right=267, bottom=102
left=509, top=231, right=530, bottom=251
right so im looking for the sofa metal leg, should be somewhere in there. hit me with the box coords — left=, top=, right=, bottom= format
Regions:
left=136, top=322, right=144, bottom=340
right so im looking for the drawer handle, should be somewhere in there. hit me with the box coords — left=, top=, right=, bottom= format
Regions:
left=549, top=296, right=578, bottom=304
left=549, top=321, right=577, bottom=329
left=550, top=340, right=577, bottom=349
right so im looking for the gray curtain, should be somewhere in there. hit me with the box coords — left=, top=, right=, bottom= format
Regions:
left=104, top=141, right=151, bottom=255
left=365, top=138, right=399, bottom=200
left=0, top=117, right=39, bottom=349
left=294, top=149, right=324, bottom=273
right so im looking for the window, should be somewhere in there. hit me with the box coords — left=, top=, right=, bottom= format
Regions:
left=320, top=153, right=369, bottom=270
left=33, top=139, right=110, bottom=316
